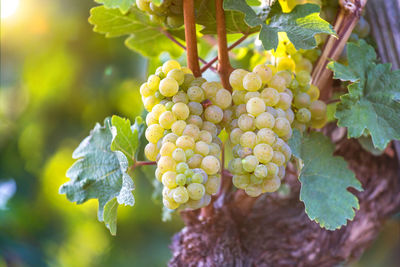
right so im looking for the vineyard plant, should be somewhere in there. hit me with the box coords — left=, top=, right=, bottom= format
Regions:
left=49, top=0, right=400, bottom=266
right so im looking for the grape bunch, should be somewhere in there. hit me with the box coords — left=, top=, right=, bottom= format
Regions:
left=141, top=60, right=232, bottom=210
left=228, top=66, right=294, bottom=197
left=136, top=0, right=184, bottom=28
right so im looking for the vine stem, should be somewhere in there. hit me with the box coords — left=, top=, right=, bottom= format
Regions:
left=161, top=29, right=217, bottom=73
left=183, top=0, right=201, bottom=77
left=215, top=0, right=233, bottom=90
left=201, top=34, right=248, bottom=73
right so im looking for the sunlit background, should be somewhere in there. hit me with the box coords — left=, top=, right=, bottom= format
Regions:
left=0, top=0, right=399, bottom=266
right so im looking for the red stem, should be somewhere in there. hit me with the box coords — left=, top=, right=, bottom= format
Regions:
left=183, top=0, right=201, bottom=77
left=135, top=161, right=156, bottom=166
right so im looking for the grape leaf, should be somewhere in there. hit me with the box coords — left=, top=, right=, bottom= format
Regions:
left=59, top=118, right=135, bottom=235
left=327, top=40, right=400, bottom=150
left=95, top=0, right=135, bottom=14
left=89, top=6, right=183, bottom=58
left=103, top=198, right=118, bottom=235
left=195, top=0, right=258, bottom=34
left=111, top=115, right=142, bottom=165
left=224, top=0, right=335, bottom=50
left=288, top=130, right=362, bottom=230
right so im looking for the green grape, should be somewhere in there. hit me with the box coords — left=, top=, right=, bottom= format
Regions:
left=167, top=68, right=185, bottom=85
left=294, top=92, right=311, bottom=109
left=162, top=171, right=177, bottom=189
left=307, top=85, right=320, bottom=102
left=143, top=95, right=159, bottom=112
left=209, top=143, right=220, bottom=156
left=261, top=87, right=280, bottom=106
left=250, top=174, right=263, bottom=185
left=205, top=175, right=220, bottom=195
left=229, top=69, right=248, bottom=91
left=232, top=174, right=250, bottom=189
left=159, top=110, right=176, bottom=129
left=311, top=116, right=327, bottom=129
left=266, top=162, right=279, bottom=178
left=136, top=0, right=151, bottom=12
left=185, top=149, right=194, bottom=159
left=195, top=141, right=210, bottom=156
left=199, top=130, right=212, bottom=144
left=155, top=67, right=165, bottom=78
left=254, top=164, right=268, bottom=179
left=187, top=86, right=205, bottom=102
left=277, top=57, right=295, bottom=72
left=159, top=77, right=179, bottom=97
left=221, top=109, right=233, bottom=128
left=255, top=112, right=275, bottom=129
left=158, top=156, right=177, bottom=174
left=172, top=148, right=186, bottom=163
left=309, top=100, right=327, bottom=120
left=228, top=158, right=244, bottom=175
left=266, top=106, right=278, bottom=118
left=243, top=72, right=262, bottom=92
left=183, top=124, right=200, bottom=140
left=232, top=90, right=246, bottom=105
left=146, top=112, right=158, bottom=126
left=289, top=78, right=299, bottom=92
left=296, top=70, right=311, bottom=87
left=155, top=168, right=163, bottom=182
left=273, top=117, right=291, bottom=137
left=296, top=108, right=311, bottom=123
left=172, top=91, right=189, bottom=104
left=202, top=121, right=218, bottom=137
left=149, top=2, right=166, bottom=16
left=187, top=154, right=203, bottom=169
left=163, top=133, right=178, bottom=144
left=299, top=84, right=310, bottom=93
left=275, top=92, right=292, bottom=110
left=201, top=81, right=222, bottom=98
left=152, top=104, right=166, bottom=119
left=275, top=108, right=286, bottom=119
left=242, top=155, right=259, bottom=172
left=163, top=198, right=179, bottom=210
left=272, top=138, right=285, bottom=151
left=215, top=89, right=232, bottom=109
left=191, top=77, right=207, bottom=87
left=276, top=70, right=293, bottom=87
left=140, top=83, right=153, bottom=97
left=285, top=108, right=295, bottom=124
left=262, top=176, right=281, bottom=193
left=280, top=142, right=292, bottom=162
left=271, top=151, right=285, bottom=166
left=240, top=131, right=257, bottom=149
left=173, top=186, right=189, bottom=203
left=233, top=145, right=252, bottom=159
left=192, top=172, right=204, bottom=184
left=172, top=102, right=189, bottom=120
left=165, top=101, right=174, bottom=110
left=166, top=15, right=184, bottom=28
left=295, top=58, right=313, bottom=73
left=238, top=114, right=255, bottom=132
left=145, top=124, right=164, bottom=144
left=245, top=184, right=262, bottom=197
left=278, top=166, right=286, bottom=179
left=268, top=74, right=286, bottom=92
left=187, top=101, right=203, bottom=116
left=254, top=143, right=273, bottom=164
left=187, top=183, right=205, bottom=200
left=171, top=120, right=186, bottom=136
left=186, top=115, right=203, bottom=128
left=162, top=59, right=181, bottom=74
left=181, top=67, right=193, bottom=75
left=235, top=104, right=247, bottom=118
left=201, top=155, right=220, bottom=175
left=284, top=88, right=293, bottom=98
left=281, top=127, right=292, bottom=141
left=230, top=119, right=238, bottom=129
left=204, top=105, right=223, bottom=124
left=253, top=64, right=272, bottom=84
left=182, top=73, right=195, bottom=89
left=246, top=97, right=266, bottom=117
left=244, top=91, right=260, bottom=104
left=176, top=135, right=195, bottom=150
left=230, top=128, right=244, bottom=145
left=160, top=141, right=176, bottom=156
left=176, top=173, right=187, bottom=186
left=257, top=128, right=276, bottom=145
left=144, top=143, right=158, bottom=161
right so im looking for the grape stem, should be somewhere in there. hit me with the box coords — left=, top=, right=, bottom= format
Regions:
left=183, top=0, right=201, bottom=77
left=215, top=0, right=234, bottom=91
left=134, top=161, right=156, bottom=167
left=200, top=34, right=249, bottom=73
left=161, top=29, right=217, bottom=73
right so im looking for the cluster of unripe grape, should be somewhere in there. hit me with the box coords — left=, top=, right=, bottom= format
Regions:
left=136, top=0, right=184, bottom=28
left=142, top=60, right=233, bottom=210
left=227, top=54, right=327, bottom=197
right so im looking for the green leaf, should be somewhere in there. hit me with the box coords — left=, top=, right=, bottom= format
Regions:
left=196, top=0, right=258, bottom=34
left=224, top=1, right=335, bottom=50
left=289, top=130, right=362, bottom=230
left=103, top=198, right=118, bottom=235
left=328, top=40, right=400, bottom=150
left=111, top=115, right=141, bottom=165
left=95, top=0, right=135, bottom=14
left=59, top=118, right=135, bottom=235
left=89, top=6, right=183, bottom=58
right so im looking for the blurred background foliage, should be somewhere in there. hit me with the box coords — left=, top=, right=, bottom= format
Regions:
left=0, top=0, right=398, bottom=266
